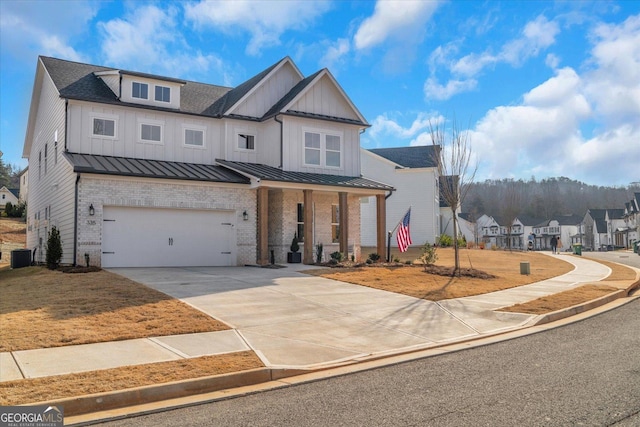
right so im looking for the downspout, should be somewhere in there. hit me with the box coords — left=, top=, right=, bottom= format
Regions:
left=73, top=174, right=80, bottom=266
left=385, top=189, right=395, bottom=262
left=64, top=99, right=69, bottom=151
left=274, top=115, right=283, bottom=168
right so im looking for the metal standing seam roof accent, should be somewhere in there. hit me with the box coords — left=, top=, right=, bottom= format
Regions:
left=63, top=152, right=250, bottom=184
left=215, top=159, right=394, bottom=191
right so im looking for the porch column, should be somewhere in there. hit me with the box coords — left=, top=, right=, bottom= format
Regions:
left=257, top=186, right=269, bottom=265
left=376, top=194, right=387, bottom=258
left=303, top=189, right=314, bottom=264
left=339, top=192, right=349, bottom=255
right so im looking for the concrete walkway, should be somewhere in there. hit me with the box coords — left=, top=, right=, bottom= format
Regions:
left=0, top=253, right=615, bottom=381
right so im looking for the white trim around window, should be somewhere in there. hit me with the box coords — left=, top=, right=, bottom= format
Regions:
left=90, top=113, right=118, bottom=139
left=137, top=119, right=164, bottom=144
left=132, top=81, right=149, bottom=99
left=183, top=124, right=206, bottom=149
left=303, top=128, right=343, bottom=168
left=236, top=132, right=256, bottom=151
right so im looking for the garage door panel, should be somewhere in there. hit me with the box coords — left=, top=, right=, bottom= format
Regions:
left=102, top=207, right=236, bottom=268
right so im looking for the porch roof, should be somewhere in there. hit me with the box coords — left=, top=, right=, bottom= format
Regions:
left=215, top=159, right=394, bottom=191
left=64, top=152, right=250, bottom=184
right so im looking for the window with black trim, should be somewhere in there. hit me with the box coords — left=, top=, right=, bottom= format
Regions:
left=238, top=134, right=255, bottom=150
left=331, top=204, right=340, bottom=243
left=155, top=85, right=170, bottom=102
left=132, top=82, right=148, bottom=99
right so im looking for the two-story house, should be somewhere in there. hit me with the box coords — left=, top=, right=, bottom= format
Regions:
left=360, top=146, right=440, bottom=251
left=622, top=193, right=640, bottom=248
left=533, top=214, right=582, bottom=251
left=582, top=209, right=608, bottom=251
left=23, top=56, right=392, bottom=267
left=606, top=208, right=625, bottom=249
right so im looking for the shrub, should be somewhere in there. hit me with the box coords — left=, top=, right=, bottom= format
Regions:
left=437, top=234, right=453, bottom=247
left=330, top=251, right=344, bottom=262
left=290, top=233, right=300, bottom=253
left=46, top=226, right=63, bottom=270
left=420, top=243, right=438, bottom=270
left=368, top=253, right=381, bottom=263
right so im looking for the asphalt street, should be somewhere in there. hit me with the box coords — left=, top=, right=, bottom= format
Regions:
left=97, top=296, right=640, bottom=427
left=583, top=250, right=640, bottom=269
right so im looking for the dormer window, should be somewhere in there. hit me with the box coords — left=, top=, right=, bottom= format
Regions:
left=132, top=82, right=148, bottom=99
left=155, top=85, right=170, bottom=103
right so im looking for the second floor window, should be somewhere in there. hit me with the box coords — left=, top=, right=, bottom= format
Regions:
left=304, top=131, right=341, bottom=168
left=155, top=86, right=170, bottom=102
left=93, top=118, right=116, bottom=137
left=184, top=129, right=204, bottom=147
left=304, top=132, right=321, bottom=165
left=140, top=123, right=162, bottom=143
left=132, top=82, right=148, bottom=99
left=238, top=134, right=255, bottom=150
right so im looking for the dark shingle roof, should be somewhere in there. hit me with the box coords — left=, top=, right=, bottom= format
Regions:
left=439, top=175, right=459, bottom=207
left=64, top=152, right=250, bottom=184
left=216, top=159, right=393, bottom=191
left=587, top=208, right=607, bottom=220
left=369, top=146, right=440, bottom=169
left=262, top=70, right=322, bottom=120
left=607, top=208, right=625, bottom=219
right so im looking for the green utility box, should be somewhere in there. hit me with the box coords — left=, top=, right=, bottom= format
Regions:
left=573, top=244, right=582, bottom=256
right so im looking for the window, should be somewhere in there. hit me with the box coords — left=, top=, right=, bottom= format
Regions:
left=304, top=132, right=321, bottom=165
left=238, top=134, right=255, bottom=150
left=132, top=82, right=148, bottom=99
left=331, top=205, right=340, bottom=243
left=184, top=128, right=204, bottom=147
left=54, top=141, right=58, bottom=165
left=44, top=144, right=48, bottom=175
left=326, top=135, right=341, bottom=167
left=38, top=151, right=41, bottom=180
left=297, top=203, right=304, bottom=242
left=140, top=123, right=162, bottom=143
left=155, top=85, right=170, bottom=102
left=304, top=130, right=341, bottom=167
left=92, top=118, right=116, bottom=137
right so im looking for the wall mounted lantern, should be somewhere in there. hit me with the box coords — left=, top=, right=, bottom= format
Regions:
left=89, top=203, right=95, bottom=216
left=242, top=210, right=249, bottom=221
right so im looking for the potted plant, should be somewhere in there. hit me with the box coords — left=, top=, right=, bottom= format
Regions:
left=287, top=233, right=302, bottom=263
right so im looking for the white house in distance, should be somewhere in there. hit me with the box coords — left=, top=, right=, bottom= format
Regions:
left=0, top=186, right=19, bottom=212
left=22, top=56, right=393, bottom=267
left=19, top=167, right=28, bottom=203
left=360, top=146, right=440, bottom=251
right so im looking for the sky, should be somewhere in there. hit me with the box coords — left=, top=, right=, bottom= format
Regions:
left=1, top=0, right=639, bottom=187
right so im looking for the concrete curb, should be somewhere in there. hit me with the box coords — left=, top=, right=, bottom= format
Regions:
left=46, top=288, right=634, bottom=424
left=30, top=368, right=309, bottom=418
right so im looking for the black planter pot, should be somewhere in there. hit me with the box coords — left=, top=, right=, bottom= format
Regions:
left=287, top=252, right=302, bottom=263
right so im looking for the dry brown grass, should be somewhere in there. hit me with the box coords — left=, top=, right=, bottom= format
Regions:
left=499, top=285, right=619, bottom=314
left=311, top=248, right=574, bottom=301
left=0, top=217, right=26, bottom=245
left=582, top=257, right=638, bottom=281
left=0, top=267, right=229, bottom=352
left=0, top=351, right=264, bottom=406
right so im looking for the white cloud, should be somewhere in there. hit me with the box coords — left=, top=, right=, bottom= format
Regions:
left=98, top=4, right=225, bottom=81
left=0, top=0, right=96, bottom=62
left=320, top=38, right=350, bottom=70
left=364, top=113, right=443, bottom=149
left=353, top=0, right=439, bottom=50
left=184, top=0, right=331, bottom=56
left=499, top=15, right=559, bottom=66
left=424, top=77, right=477, bottom=101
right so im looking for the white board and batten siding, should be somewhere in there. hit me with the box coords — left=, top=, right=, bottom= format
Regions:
left=101, top=206, right=236, bottom=268
left=67, top=101, right=225, bottom=164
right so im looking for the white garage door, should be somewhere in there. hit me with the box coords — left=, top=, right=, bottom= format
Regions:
left=102, top=207, right=236, bottom=268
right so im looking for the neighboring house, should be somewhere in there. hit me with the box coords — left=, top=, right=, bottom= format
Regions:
left=439, top=175, right=460, bottom=239
left=606, top=208, right=626, bottom=249
left=582, top=209, right=608, bottom=251
left=479, top=215, right=501, bottom=249
left=533, top=214, right=582, bottom=251
left=622, top=193, right=640, bottom=248
left=457, top=212, right=479, bottom=246
left=0, top=186, right=20, bottom=212
left=19, top=166, right=28, bottom=203
left=360, top=146, right=440, bottom=250
left=23, top=56, right=392, bottom=267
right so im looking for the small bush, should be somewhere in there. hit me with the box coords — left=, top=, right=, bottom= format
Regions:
left=420, top=243, right=438, bottom=270
left=330, top=251, right=344, bottom=262
left=290, top=233, right=300, bottom=253
left=393, top=256, right=400, bottom=263
left=368, top=253, right=381, bottom=263
left=366, top=258, right=373, bottom=264
left=315, top=242, right=323, bottom=264
left=437, top=234, right=453, bottom=247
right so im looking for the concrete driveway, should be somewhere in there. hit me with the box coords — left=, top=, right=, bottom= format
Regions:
left=110, top=255, right=610, bottom=369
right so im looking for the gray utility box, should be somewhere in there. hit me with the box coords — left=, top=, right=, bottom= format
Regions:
left=520, top=261, right=530, bottom=275
left=11, top=249, right=32, bottom=269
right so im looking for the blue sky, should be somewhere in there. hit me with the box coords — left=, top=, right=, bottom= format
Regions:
left=1, top=0, right=638, bottom=186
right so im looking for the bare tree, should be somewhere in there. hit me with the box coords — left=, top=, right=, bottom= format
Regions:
left=430, top=118, right=477, bottom=275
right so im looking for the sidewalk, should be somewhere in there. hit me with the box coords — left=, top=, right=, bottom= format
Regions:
left=1, top=252, right=631, bottom=383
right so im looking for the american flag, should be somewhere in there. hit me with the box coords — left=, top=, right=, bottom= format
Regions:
left=397, top=208, right=412, bottom=253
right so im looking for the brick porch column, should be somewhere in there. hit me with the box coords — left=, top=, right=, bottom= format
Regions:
left=303, top=189, right=314, bottom=264
left=257, top=186, right=269, bottom=265
left=339, top=192, right=348, bottom=255
left=376, top=194, right=386, bottom=258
